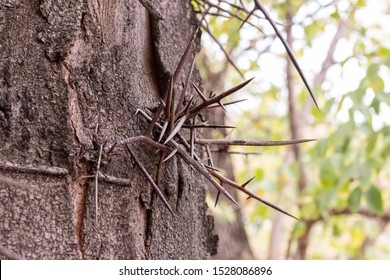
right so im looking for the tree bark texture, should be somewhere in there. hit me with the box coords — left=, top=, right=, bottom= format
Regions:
left=0, top=0, right=217, bottom=259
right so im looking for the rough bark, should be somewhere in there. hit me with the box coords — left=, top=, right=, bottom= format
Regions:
left=0, top=0, right=217, bottom=259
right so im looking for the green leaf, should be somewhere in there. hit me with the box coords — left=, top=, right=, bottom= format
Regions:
left=330, top=12, right=340, bottom=20
left=293, top=222, right=307, bottom=239
left=224, top=18, right=241, bottom=49
left=371, top=97, right=380, bottom=114
left=348, top=187, right=362, bottom=212
left=350, top=226, right=365, bottom=248
left=340, top=136, right=351, bottom=154
left=356, top=0, right=366, bottom=7
left=315, top=139, right=328, bottom=157
left=365, top=186, right=383, bottom=215
left=255, top=168, right=265, bottom=181
left=359, top=161, right=373, bottom=188
left=332, top=223, right=342, bottom=237
left=317, top=188, right=336, bottom=211
left=320, top=159, right=337, bottom=187
left=370, top=77, right=384, bottom=93
left=304, top=21, right=324, bottom=41
left=367, top=64, right=379, bottom=79
left=350, top=87, right=365, bottom=105
left=336, top=95, right=346, bottom=113
left=378, top=47, right=390, bottom=57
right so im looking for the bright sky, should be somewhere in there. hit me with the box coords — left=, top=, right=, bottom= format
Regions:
left=201, top=0, right=390, bottom=131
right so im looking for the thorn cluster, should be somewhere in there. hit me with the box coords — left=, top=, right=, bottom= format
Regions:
left=101, top=21, right=317, bottom=221
left=95, top=4, right=320, bottom=222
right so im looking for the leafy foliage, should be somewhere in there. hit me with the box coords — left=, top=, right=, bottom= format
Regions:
left=194, top=0, right=390, bottom=259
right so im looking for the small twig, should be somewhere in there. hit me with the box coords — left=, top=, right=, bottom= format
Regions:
left=218, top=0, right=246, bottom=11
left=0, top=162, right=69, bottom=176
left=208, top=168, right=299, bottom=220
left=195, top=10, right=232, bottom=19
left=96, top=172, right=132, bottom=186
left=305, top=208, right=390, bottom=224
left=201, top=21, right=245, bottom=80
left=313, top=20, right=349, bottom=90
left=172, top=141, right=238, bottom=205
left=253, top=0, right=319, bottom=110
left=185, top=77, right=254, bottom=119
left=199, top=0, right=265, bottom=34
left=117, top=135, right=172, bottom=154
left=239, top=7, right=255, bottom=31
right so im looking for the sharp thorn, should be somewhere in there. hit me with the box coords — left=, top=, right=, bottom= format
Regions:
left=163, top=148, right=178, bottom=163
left=241, top=176, right=255, bottom=188
left=214, top=190, right=221, bottom=208
left=126, top=144, right=175, bottom=216
left=225, top=129, right=235, bottom=140
left=164, top=115, right=187, bottom=144
left=192, top=83, right=208, bottom=102
left=158, top=121, right=169, bottom=142
left=254, top=0, right=319, bottom=110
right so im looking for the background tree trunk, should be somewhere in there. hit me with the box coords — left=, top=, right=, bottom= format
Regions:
left=201, top=65, right=254, bottom=260
left=208, top=110, right=254, bottom=260
left=0, top=0, right=217, bottom=260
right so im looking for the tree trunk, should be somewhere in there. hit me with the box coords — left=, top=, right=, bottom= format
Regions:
left=0, top=0, right=217, bottom=260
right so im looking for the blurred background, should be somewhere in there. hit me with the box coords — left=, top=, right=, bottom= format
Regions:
left=192, top=0, right=390, bottom=259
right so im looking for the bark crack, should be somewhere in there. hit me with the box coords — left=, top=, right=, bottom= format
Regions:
left=62, top=62, right=89, bottom=259
left=148, top=13, right=170, bottom=98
